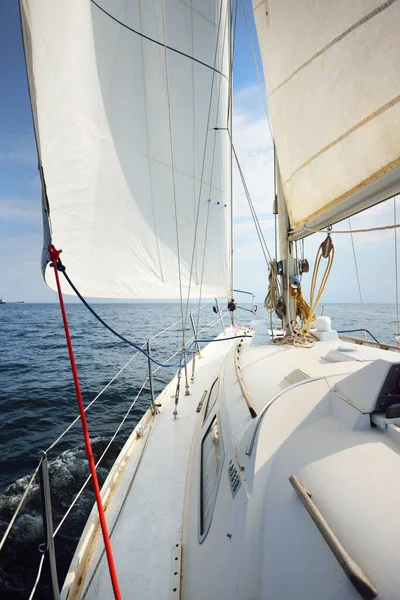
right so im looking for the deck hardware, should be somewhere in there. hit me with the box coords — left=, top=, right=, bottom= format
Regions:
left=38, top=451, right=60, bottom=600
left=147, top=340, right=156, bottom=414
left=196, top=390, right=208, bottom=412
left=190, top=314, right=201, bottom=356
left=215, top=298, right=226, bottom=333
left=227, top=459, right=241, bottom=498
left=289, top=474, right=377, bottom=600
left=234, top=341, right=257, bottom=418
left=170, top=541, right=182, bottom=598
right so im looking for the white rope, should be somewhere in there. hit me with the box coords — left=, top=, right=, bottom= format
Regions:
left=348, top=218, right=367, bottom=340
left=161, top=0, right=185, bottom=347
left=27, top=554, right=45, bottom=600
left=394, top=196, right=399, bottom=346
left=53, top=377, right=149, bottom=537
left=0, top=457, right=43, bottom=552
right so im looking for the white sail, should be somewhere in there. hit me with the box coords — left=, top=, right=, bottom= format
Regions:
left=21, top=0, right=232, bottom=298
left=253, top=0, right=400, bottom=239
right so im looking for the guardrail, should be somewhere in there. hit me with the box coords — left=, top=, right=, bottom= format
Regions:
left=0, top=300, right=236, bottom=599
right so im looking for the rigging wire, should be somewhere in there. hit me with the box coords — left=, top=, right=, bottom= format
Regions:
left=161, top=0, right=185, bottom=353
left=49, top=245, right=122, bottom=600
left=239, top=0, right=274, bottom=141
left=348, top=218, right=367, bottom=340
left=45, top=348, right=144, bottom=453
left=0, top=457, right=43, bottom=552
left=56, top=258, right=247, bottom=368
left=305, top=222, right=400, bottom=234
left=230, top=139, right=273, bottom=263
left=227, top=0, right=239, bottom=128
left=27, top=555, right=45, bottom=600
left=239, top=0, right=278, bottom=263
left=184, top=0, right=228, bottom=333
left=196, top=0, right=232, bottom=331
left=53, top=377, right=149, bottom=538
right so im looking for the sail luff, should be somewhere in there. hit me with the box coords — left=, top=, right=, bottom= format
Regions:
left=253, top=0, right=400, bottom=239
left=21, top=0, right=232, bottom=299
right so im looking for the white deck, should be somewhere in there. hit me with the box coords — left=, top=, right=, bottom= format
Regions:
left=62, top=327, right=239, bottom=600
left=181, top=332, right=400, bottom=600
left=63, top=323, right=400, bottom=600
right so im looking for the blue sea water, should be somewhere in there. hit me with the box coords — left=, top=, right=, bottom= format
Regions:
left=0, top=301, right=397, bottom=598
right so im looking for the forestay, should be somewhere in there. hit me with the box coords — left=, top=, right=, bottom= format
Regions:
left=253, top=0, right=400, bottom=239
left=21, top=0, right=232, bottom=298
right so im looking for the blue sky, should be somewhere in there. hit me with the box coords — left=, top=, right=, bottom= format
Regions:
left=0, top=1, right=398, bottom=305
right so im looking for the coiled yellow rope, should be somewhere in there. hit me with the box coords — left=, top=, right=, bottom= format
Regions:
left=302, top=234, right=334, bottom=333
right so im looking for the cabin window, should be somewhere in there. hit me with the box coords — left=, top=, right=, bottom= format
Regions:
left=200, top=416, right=224, bottom=539
left=203, top=378, right=219, bottom=423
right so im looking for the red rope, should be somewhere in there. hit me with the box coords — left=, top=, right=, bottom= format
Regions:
left=48, top=245, right=122, bottom=600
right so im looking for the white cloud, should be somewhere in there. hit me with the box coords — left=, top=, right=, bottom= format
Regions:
left=0, top=134, right=37, bottom=166
left=232, top=86, right=274, bottom=221
left=0, top=197, right=42, bottom=227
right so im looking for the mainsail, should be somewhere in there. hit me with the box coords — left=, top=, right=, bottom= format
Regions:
left=21, top=0, right=232, bottom=298
left=253, top=0, right=400, bottom=239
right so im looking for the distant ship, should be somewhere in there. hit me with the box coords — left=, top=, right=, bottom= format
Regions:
left=0, top=298, right=25, bottom=304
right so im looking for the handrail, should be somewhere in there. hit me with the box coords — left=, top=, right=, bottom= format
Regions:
left=233, top=288, right=256, bottom=315
left=234, top=340, right=257, bottom=418
left=245, top=374, right=350, bottom=456
left=289, top=475, right=377, bottom=600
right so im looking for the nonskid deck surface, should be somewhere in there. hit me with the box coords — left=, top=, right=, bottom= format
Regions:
left=181, top=334, right=400, bottom=599
left=62, top=327, right=240, bottom=600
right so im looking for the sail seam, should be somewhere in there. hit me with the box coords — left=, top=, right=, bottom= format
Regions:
left=292, top=155, right=400, bottom=231
left=285, top=93, right=400, bottom=185
left=91, top=0, right=228, bottom=80
left=269, top=0, right=398, bottom=96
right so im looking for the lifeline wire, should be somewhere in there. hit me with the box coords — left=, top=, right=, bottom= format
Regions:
left=56, top=256, right=250, bottom=366
left=348, top=218, right=367, bottom=340
left=337, top=329, right=380, bottom=344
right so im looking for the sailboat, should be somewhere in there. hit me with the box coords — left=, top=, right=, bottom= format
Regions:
left=13, top=0, right=400, bottom=598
